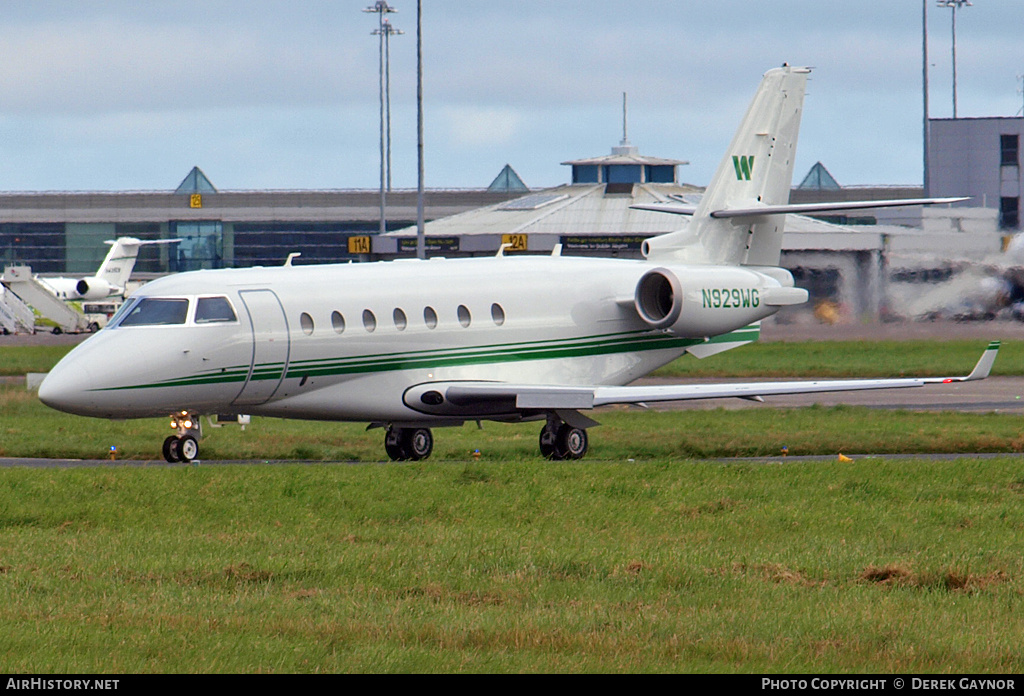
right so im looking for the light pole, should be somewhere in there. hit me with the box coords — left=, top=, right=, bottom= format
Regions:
left=416, top=0, right=425, bottom=260
left=364, top=1, right=398, bottom=235
left=937, top=0, right=972, bottom=119
left=374, top=19, right=404, bottom=193
left=923, top=0, right=930, bottom=196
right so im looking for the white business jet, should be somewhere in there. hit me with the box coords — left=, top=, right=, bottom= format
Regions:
left=37, top=237, right=180, bottom=301
left=38, top=66, right=997, bottom=463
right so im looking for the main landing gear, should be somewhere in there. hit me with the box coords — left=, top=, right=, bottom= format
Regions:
left=163, top=411, right=201, bottom=463
left=384, top=426, right=434, bottom=461
left=539, top=416, right=589, bottom=460
left=382, top=418, right=591, bottom=462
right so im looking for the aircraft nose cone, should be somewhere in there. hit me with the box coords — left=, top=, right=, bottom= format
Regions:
left=38, top=359, right=95, bottom=416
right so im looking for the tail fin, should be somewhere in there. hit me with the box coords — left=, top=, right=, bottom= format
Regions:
left=645, top=65, right=810, bottom=265
left=94, top=238, right=145, bottom=291
left=95, top=238, right=180, bottom=291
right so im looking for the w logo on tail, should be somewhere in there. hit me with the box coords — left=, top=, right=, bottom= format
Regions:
left=732, top=155, right=755, bottom=181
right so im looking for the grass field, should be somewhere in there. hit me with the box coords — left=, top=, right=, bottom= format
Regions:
left=3, top=338, right=1023, bottom=378
left=0, top=458, right=1022, bottom=673
left=2, top=339, right=1023, bottom=672
left=3, top=383, right=1024, bottom=461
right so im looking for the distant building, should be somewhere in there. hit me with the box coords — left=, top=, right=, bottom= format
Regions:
left=383, top=141, right=696, bottom=257
left=0, top=167, right=523, bottom=274
left=562, top=142, right=687, bottom=188
left=928, top=116, right=1023, bottom=230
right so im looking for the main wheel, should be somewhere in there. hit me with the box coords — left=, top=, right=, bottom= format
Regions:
left=554, top=424, right=588, bottom=460
left=384, top=428, right=409, bottom=461
left=539, top=423, right=559, bottom=459
left=162, top=435, right=181, bottom=463
left=402, top=428, right=433, bottom=461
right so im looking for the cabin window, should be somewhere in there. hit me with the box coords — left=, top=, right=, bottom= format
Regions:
left=118, top=298, right=190, bottom=327
left=491, top=303, right=505, bottom=326
left=195, top=296, right=237, bottom=324
left=457, top=305, right=472, bottom=328
left=393, top=308, right=408, bottom=331
left=300, top=312, right=314, bottom=335
left=424, top=306, right=438, bottom=329
left=331, top=311, right=346, bottom=334
left=363, top=309, right=377, bottom=333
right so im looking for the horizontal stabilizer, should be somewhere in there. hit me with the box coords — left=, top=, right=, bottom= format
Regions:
left=709, top=196, right=970, bottom=219
left=631, top=203, right=697, bottom=216
left=633, top=197, right=969, bottom=219
left=104, top=238, right=183, bottom=247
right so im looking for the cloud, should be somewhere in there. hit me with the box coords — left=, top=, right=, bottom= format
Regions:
left=440, top=106, right=525, bottom=149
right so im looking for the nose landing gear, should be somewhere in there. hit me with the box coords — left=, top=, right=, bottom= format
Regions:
left=162, top=411, right=202, bottom=463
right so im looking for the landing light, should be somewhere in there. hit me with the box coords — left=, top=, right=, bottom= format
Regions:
left=170, top=412, right=194, bottom=429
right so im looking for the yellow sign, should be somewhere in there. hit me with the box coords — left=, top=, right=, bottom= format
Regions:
left=190, top=194, right=203, bottom=209
left=348, top=236, right=372, bottom=254
left=501, top=234, right=528, bottom=252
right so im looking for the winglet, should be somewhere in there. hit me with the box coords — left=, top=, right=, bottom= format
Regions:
left=929, top=341, right=1000, bottom=383
left=963, top=341, right=1000, bottom=382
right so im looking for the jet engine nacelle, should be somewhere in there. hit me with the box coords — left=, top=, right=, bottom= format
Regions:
left=74, top=278, right=115, bottom=301
left=634, top=266, right=805, bottom=338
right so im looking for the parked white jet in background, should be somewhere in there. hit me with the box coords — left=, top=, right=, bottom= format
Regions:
left=37, top=237, right=179, bottom=301
left=38, top=66, right=997, bottom=463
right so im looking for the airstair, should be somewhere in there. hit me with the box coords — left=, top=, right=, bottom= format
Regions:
left=0, top=285, right=36, bottom=334
left=2, top=266, right=89, bottom=334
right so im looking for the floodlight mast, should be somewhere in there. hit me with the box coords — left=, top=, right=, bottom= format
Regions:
left=923, top=0, right=930, bottom=196
left=374, top=19, right=404, bottom=193
left=364, top=1, right=399, bottom=236
left=937, top=0, right=972, bottom=119
left=416, top=0, right=425, bottom=260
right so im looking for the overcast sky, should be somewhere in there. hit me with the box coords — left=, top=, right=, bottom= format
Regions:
left=0, top=1, right=1021, bottom=192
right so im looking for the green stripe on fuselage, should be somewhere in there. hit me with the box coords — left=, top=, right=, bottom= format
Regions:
left=94, top=324, right=761, bottom=392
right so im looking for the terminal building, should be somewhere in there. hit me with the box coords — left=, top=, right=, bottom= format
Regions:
left=0, top=167, right=524, bottom=275
left=1, top=116, right=1020, bottom=326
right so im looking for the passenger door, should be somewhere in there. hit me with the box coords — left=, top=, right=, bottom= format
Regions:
left=233, top=289, right=290, bottom=406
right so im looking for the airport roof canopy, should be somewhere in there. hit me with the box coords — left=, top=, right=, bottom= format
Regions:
left=175, top=166, right=218, bottom=194
left=797, top=161, right=841, bottom=190
left=487, top=164, right=529, bottom=193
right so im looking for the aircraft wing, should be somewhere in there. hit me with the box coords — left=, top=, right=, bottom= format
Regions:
left=403, top=341, right=999, bottom=419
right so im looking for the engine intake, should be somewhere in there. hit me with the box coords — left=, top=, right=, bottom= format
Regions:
left=633, top=265, right=803, bottom=338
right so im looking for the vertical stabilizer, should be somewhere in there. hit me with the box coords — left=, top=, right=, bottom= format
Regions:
left=645, top=65, right=809, bottom=265
left=95, top=238, right=146, bottom=291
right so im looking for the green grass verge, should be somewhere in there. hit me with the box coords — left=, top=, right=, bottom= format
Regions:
left=3, top=384, right=1023, bottom=461
left=4, top=338, right=1022, bottom=377
left=0, top=458, right=1022, bottom=672
left=652, top=339, right=1024, bottom=378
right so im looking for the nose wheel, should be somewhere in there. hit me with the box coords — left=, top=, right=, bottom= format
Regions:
left=163, top=412, right=202, bottom=463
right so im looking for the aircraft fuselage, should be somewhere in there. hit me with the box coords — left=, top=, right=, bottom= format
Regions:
left=39, top=254, right=781, bottom=425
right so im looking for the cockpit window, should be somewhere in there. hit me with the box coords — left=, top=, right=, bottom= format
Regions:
left=118, top=298, right=190, bottom=326
left=195, top=296, right=237, bottom=324
left=105, top=298, right=139, bottom=328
